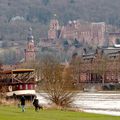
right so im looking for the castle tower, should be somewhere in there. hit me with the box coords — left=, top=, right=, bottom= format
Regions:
left=24, top=27, right=36, bottom=62
left=91, top=22, right=106, bottom=47
left=48, top=14, right=60, bottom=39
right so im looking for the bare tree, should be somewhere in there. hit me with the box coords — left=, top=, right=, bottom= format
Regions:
left=68, top=55, right=90, bottom=90
left=91, top=53, right=108, bottom=85
left=70, top=56, right=83, bottom=86
left=0, top=85, right=7, bottom=99
left=20, top=57, right=75, bottom=107
left=38, top=55, right=75, bottom=107
left=0, top=61, right=7, bottom=98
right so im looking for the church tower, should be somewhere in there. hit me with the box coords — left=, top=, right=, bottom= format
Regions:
left=48, top=14, right=60, bottom=39
left=24, top=27, right=36, bottom=62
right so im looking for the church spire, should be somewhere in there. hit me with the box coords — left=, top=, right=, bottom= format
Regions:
left=24, top=27, right=35, bottom=62
left=27, top=27, right=34, bottom=42
left=53, top=14, right=57, bottom=19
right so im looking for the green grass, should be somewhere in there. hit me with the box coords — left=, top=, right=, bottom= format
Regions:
left=0, top=106, right=120, bottom=120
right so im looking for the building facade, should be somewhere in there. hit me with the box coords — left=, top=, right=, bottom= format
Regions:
left=48, top=19, right=60, bottom=39
left=70, top=49, right=120, bottom=84
left=48, top=19, right=106, bottom=47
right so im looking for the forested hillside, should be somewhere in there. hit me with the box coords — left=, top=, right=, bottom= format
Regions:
left=0, top=0, right=120, bottom=42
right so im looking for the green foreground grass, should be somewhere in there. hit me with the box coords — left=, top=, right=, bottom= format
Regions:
left=0, top=106, right=120, bottom=120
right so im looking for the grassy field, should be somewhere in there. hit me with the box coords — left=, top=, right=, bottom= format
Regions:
left=0, top=106, right=120, bottom=120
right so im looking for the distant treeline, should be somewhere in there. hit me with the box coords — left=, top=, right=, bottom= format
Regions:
left=0, top=0, right=120, bottom=41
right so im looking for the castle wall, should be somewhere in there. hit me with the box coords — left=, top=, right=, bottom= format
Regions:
left=48, top=19, right=106, bottom=47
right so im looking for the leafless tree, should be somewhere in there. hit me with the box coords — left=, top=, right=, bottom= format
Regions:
left=70, top=56, right=83, bottom=88
left=38, top=55, right=75, bottom=107
left=20, top=56, right=75, bottom=107
left=92, top=54, right=108, bottom=85
left=0, top=85, right=7, bottom=99
left=0, top=61, right=7, bottom=98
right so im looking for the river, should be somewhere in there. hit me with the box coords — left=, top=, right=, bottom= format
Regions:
left=37, top=92, right=120, bottom=116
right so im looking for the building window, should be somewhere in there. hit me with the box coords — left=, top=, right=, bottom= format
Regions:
left=31, top=85, right=33, bottom=90
left=20, top=85, right=22, bottom=90
left=26, top=84, right=28, bottom=90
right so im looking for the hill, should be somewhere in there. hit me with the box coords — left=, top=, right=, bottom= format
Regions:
left=0, top=0, right=120, bottom=42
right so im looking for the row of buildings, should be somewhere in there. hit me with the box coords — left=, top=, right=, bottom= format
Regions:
left=4, top=18, right=120, bottom=85
left=69, top=49, right=120, bottom=85
left=47, top=18, right=120, bottom=85
left=48, top=18, right=120, bottom=48
left=0, top=18, right=120, bottom=98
